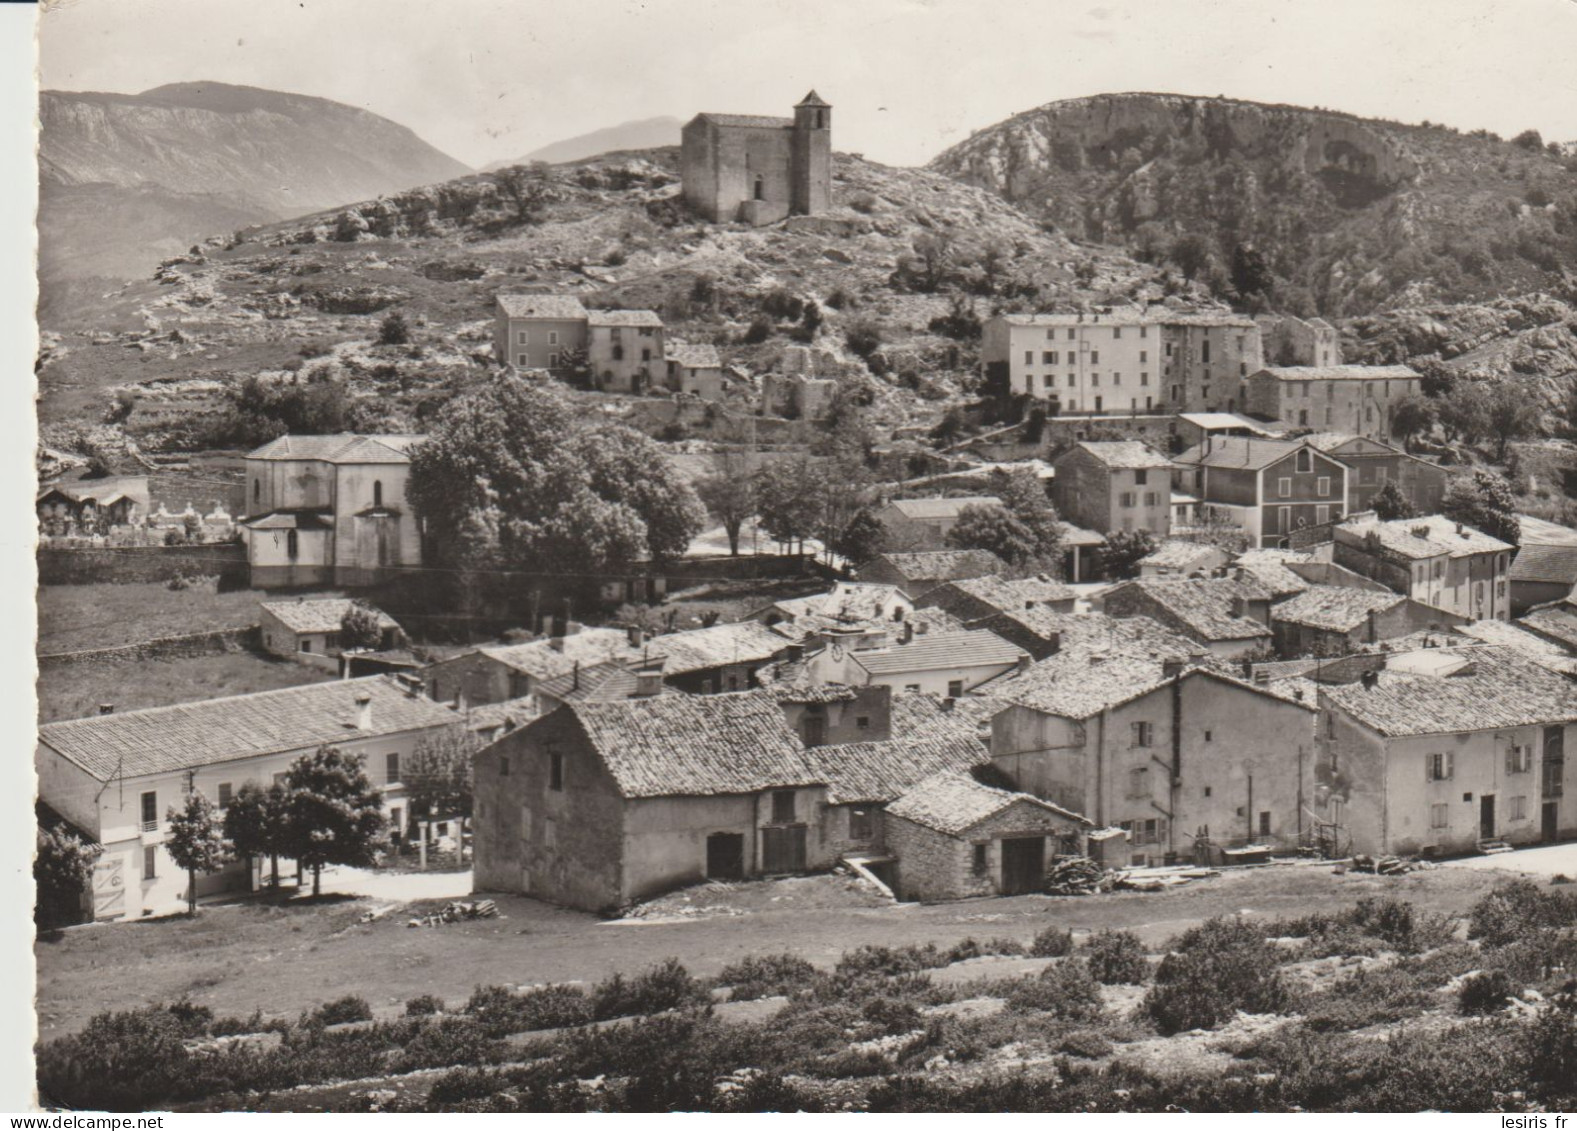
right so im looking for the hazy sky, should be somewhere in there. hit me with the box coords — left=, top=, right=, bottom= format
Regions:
left=38, top=0, right=1577, bottom=170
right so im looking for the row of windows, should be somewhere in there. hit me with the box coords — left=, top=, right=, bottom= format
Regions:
left=1044, top=325, right=1151, bottom=342
left=516, top=352, right=563, bottom=367
left=1118, top=491, right=1162, bottom=508
left=516, top=329, right=563, bottom=346
left=1025, top=372, right=1151, bottom=391
left=1427, top=746, right=1537, bottom=781
left=1430, top=797, right=1530, bottom=828
left=1275, top=476, right=1335, bottom=498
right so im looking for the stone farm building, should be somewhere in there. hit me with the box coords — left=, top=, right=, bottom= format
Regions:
left=258, top=597, right=404, bottom=670
left=681, top=92, right=831, bottom=225
left=1245, top=365, right=1421, bottom=444
left=240, top=433, right=423, bottom=587
left=1051, top=440, right=1174, bottom=536
left=1316, top=647, right=1577, bottom=856
left=874, top=496, right=1003, bottom=552
left=36, top=678, right=459, bottom=921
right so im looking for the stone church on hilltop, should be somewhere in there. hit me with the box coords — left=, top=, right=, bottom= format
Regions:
left=681, top=91, right=831, bottom=226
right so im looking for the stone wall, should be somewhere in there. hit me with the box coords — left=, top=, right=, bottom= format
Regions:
left=37, top=625, right=260, bottom=671
left=38, top=543, right=248, bottom=587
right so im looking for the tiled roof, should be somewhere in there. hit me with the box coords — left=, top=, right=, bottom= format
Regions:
left=465, top=695, right=538, bottom=734
left=978, top=616, right=1203, bottom=716
left=1173, top=437, right=1307, bottom=471
left=40, top=677, right=459, bottom=783
left=245, top=434, right=423, bottom=464
left=865, top=549, right=1004, bottom=583
left=478, top=629, right=650, bottom=682
left=1509, top=544, right=1577, bottom=584
left=1301, top=432, right=1359, bottom=453
left=1060, top=524, right=1107, bottom=547
left=568, top=689, right=819, bottom=798
left=693, top=113, right=794, bottom=129
left=885, top=495, right=1002, bottom=520
left=1517, top=601, right=1577, bottom=651
left=769, top=584, right=910, bottom=624
left=929, top=575, right=1077, bottom=615
left=768, top=682, right=860, bottom=704
left=533, top=661, right=666, bottom=704
left=1516, top=514, right=1577, bottom=547
left=852, top=630, right=1027, bottom=675
left=241, top=510, right=333, bottom=531
left=1258, top=365, right=1419, bottom=382
left=1176, top=412, right=1288, bottom=435
left=587, top=309, right=663, bottom=328
left=496, top=294, right=589, bottom=320
left=1065, top=441, right=1173, bottom=469
left=1139, top=540, right=1225, bottom=572
left=808, top=694, right=989, bottom=804
left=667, top=342, right=721, bottom=368
left=1452, top=619, right=1570, bottom=659
left=1339, top=513, right=1514, bottom=559
left=1269, top=585, right=1403, bottom=632
left=643, top=622, right=792, bottom=674
left=886, top=770, right=1088, bottom=836
left=1321, top=648, right=1577, bottom=737
left=1231, top=549, right=1316, bottom=596
left=997, top=308, right=1155, bottom=327
left=1106, top=578, right=1273, bottom=642
left=261, top=598, right=398, bottom=636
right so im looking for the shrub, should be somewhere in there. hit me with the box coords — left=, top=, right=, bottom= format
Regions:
left=844, top=319, right=883, bottom=360
left=742, top=317, right=774, bottom=345
left=1468, top=879, right=1577, bottom=946
left=1143, top=918, right=1292, bottom=1035
left=945, top=936, right=1026, bottom=963
left=717, top=953, right=817, bottom=1001
left=37, top=1006, right=192, bottom=1110
left=591, top=958, right=705, bottom=1021
left=1030, top=925, right=1074, bottom=958
left=861, top=995, right=924, bottom=1035
left=1302, top=963, right=1431, bottom=1032
left=1081, top=929, right=1150, bottom=985
left=1059, top=1029, right=1114, bottom=1058
left=377, top=312, right=410, bottom=346
left=167, top=998, right=214, bottom=1038
left=517, top=984, right=594, bottom=1032
left=405, top=994, right=445, bottom=1017
left=209, top=1009, right=266, bottom=1037
left=313, top=995, right=373, bottom=1026
left=1005, top=959, right=1104, bottom=1020
left=835, top=944, right=946, bottom=978
left=1458, top=970, right=1519, bottom=1015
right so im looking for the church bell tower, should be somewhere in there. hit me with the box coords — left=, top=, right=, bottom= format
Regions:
left=790, top=90, right=831, bottom=216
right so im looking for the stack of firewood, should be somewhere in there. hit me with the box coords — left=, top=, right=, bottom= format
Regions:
left=1045, top=856, right=1115, bottom=895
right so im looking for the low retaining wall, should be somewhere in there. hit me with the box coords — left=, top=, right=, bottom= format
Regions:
left=37, top=626, right=260, bottom=671
left=38, top=544, right=249, bottom=587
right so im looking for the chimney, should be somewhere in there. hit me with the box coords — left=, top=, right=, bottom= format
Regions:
left=634, top=659, right=665, bottom=698
left=1230, top=595, right=1248, bottom=619
left=355, top=690, right=373, bottom=732
left=1360, top=669, right=1380, bottom=691
left=786, top=642, right=806, bottom=662
left=97, top=703, right=115, bottom=716
left=572, top=660, right=581, bottom=692
left=1367, top=608, right=1380, bottom=644
left=1162, top=658, right=1185, bottom=679
left=941, top=697, right=955, bottom=713
left=1015, top=653, right=1032, bottom=673
left=1253, top=670, right=1270, bottom=686
left=902, top=622, right=914, bottom=645
left=627, top=625, right=644, bottom=649
left=549, top=634, right=565, bottom=653
left=1047, top=631, right=1062, bottom=655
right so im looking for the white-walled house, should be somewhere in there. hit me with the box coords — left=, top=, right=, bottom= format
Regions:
left=36, top=677, right=459, bottom=921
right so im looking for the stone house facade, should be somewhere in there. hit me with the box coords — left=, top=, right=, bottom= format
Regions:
left=1051, top=440, right=1173, bottom=535
left=1245, top=366, right=1421, bottom=443
left=587, top=311, right=665, bottom=394
left=1332, top=514, right=1513, bottom=622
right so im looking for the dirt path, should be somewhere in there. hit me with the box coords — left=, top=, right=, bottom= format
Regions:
left=36, top=862, right=1513, bottom=1039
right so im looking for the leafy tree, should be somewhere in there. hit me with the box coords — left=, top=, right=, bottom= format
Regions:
left=903, top=232, right=956, bottom=293
left=407, top=378, right=705, bottom=588
left=742, top=317, right=774, bottom=345
left=1370, top=479, right=1417, bottom=522
left=493, top=163, right=554, bottom=224
left=404, top=727, right=479, bottom=830
left=35, top=823, right=99, bottom=929
left=834, top=507, right=888, bottom=564
left=942, top=471, right=1063, bottom=572
left=1487, top=391, right=1542, bottom=461
left=930, top=406, right=970, bottom=445
left=282, top=746, right=386, bottom=897
left=752, top=456, right=823, bottom=554
left=1099, top=528, right=1160, bottom=580
left=164, top=790, right=228, bottom=916
left=1230, top=243, right=1274, bottom=302
left=844, top=319, right=883, bottom=361
left=928, top=292, right=982, bottom=341
left=794, top=300, right=823, bottom=343
left=223, top=781, right=292, bottom=889
left=1169, top=234, right=1211, bottom=280
left=946, top=503, right=1046, bottom=570
left=378, top=312, right=410, bottom=346
left=1389, top=394, right=1436, bottom=451
left=1441, top=469, right=1520, bottom=545
left=1513, top=129, right=1545, bottom=152
left=1436, top=382, right=1493, bottom=447
left=338, top=601, right=386, bottom=651
left=695, top=458, right=758, bottom=556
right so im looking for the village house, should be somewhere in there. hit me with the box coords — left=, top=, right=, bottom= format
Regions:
left=587, top=310, right=665, bottom=394
left=1172, top=436, right=1350, bottom=548
left=884, top=771, right=1089, bottom=901
left=258, top=597, right=404, bottom=669
left=1517, top=595, right=1577, bottom=653
left=754, top=582, right=914, bottom=633
left=1137, top=540, right=1231, bottom=579
left=984, top=646, right=1318, bottom=867
left=1332, top=513, right=1513, bottom=622
left=36, top=677, right=460, bottom=921
left=36, top=476, right=150, bottom=535
left=1304, top=433, right=1448, bottom=516
left=240, top=433, right=424, bottom=587
left=423, top=626, right=652, bottom=707
left=802, top=628, right=1030, bottom=697
left=1316, top=647, right=1577, bottom=856
left=492, top=294, right=590, bottom=374
left=1245, top=365, right=1422, bottom=443
left=1051, top=441, right=1174, bottom=536
left=680, top=92, right=831, bottom=225
left=1267, top=585, right=1468, bottom=659
left=664, top=342, right=727, bottom=400
left=1256, top=313, right=1342, bottom=368
left=856, top=548, right=1006, bottom=599
left=629, top=621, right=796, bottom=693
left=978, top=308, right=1261, bottom=415
left=1100, top=577, right=1275, bottom=659
left=874, top=495, right=1003, bottom=551
left=1171, top=411, right=1291, bottom=453
left=915, top=576, right=1079, bottom=659
left=1509, top=544, right=1577, bottom=616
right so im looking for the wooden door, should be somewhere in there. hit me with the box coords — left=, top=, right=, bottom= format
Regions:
left=1480, top=794, right=1496, bottom=840
left=1000, top=837, right=1046, bottom=895
left=706, top=833, right=745, bottom=881
left=1543, top=801, right=1559, bottom=843
left=92, top=855, right=125, bottom=921
left=761, top=826, right=806, bottom=874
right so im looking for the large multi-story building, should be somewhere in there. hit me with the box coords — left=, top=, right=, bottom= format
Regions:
left=1051, top=440, right=1173, bottom=536
left=1332, top=513, right=1513, bottom=622
left=492, top=294, right=590, bottom=375
left=680, top=92, right=832, bottom=226
left=1245, top=365, right=1421, bottom=442
left=980, top=308, right=1261, bottom=415
left=1256, top=313, right=1341, bottom=368
left=1171, top=436, right=1350, bottom=548
left=240, top=433, right=424, bottom=587
left=587, top=310, right=665, bottom=394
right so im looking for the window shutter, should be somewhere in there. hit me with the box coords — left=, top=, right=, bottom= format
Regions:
left=1446, top=751, right=1454, bottom=779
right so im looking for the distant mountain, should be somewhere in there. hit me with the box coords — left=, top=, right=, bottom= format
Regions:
left=485, top=116, right=683, bottom=169
left=38, top=82, right=471, bottom=316
left=931, top=92, right=1577, bottom=317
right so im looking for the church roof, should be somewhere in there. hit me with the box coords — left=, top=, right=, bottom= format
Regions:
left=693, top=113, right=793, bottom=130
left=797, top=90, right=831, bottom=108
